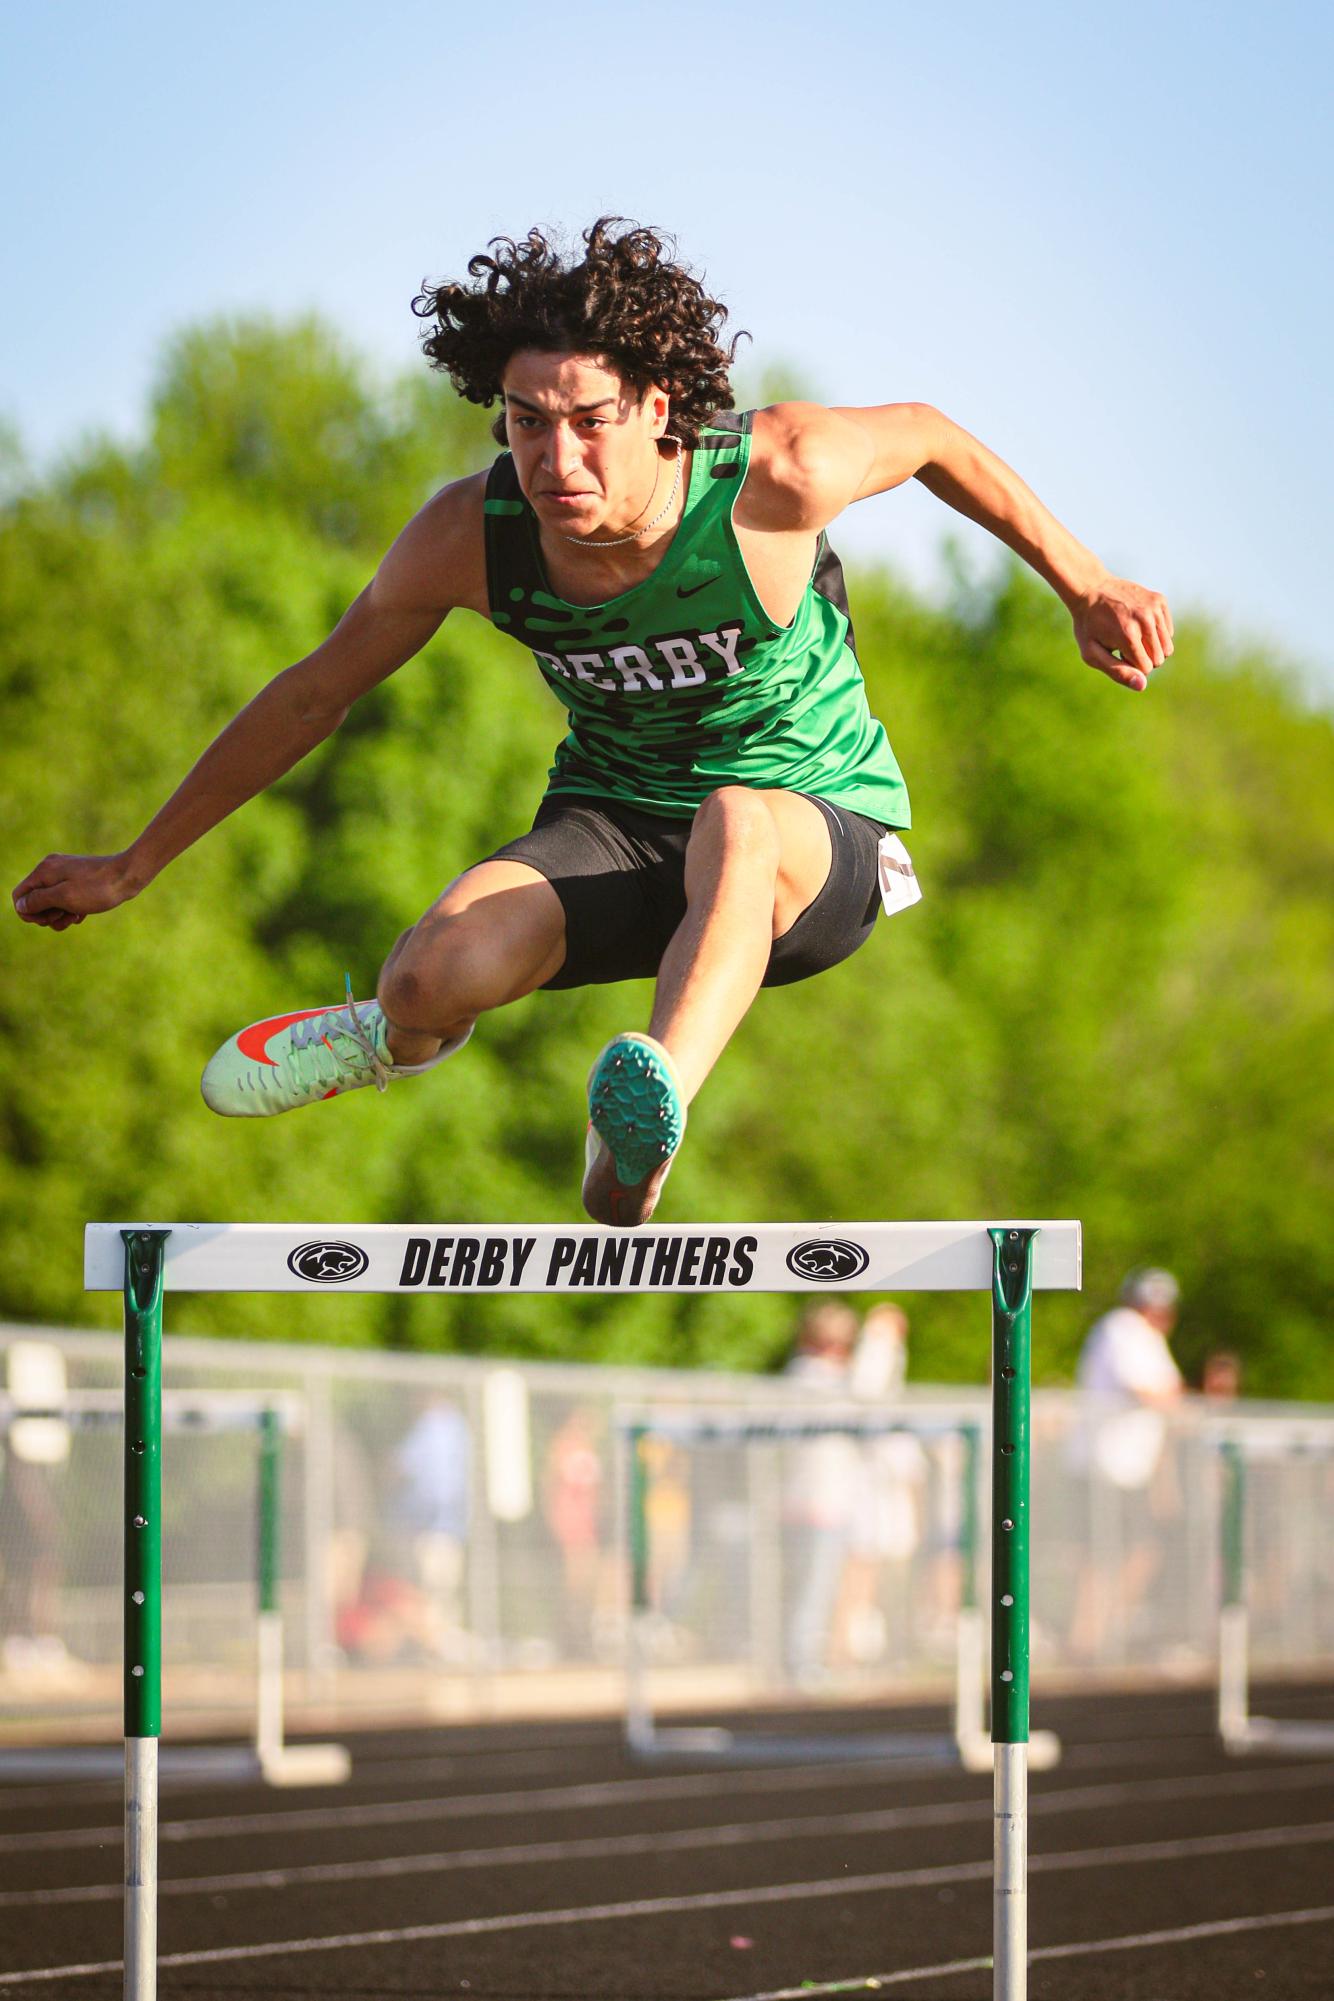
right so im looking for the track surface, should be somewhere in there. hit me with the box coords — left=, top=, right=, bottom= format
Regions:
left=2, top=1682, right=1332, bottom=1998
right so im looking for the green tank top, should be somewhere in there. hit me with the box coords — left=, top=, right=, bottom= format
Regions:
left=481, top=410, right=910, bottom=827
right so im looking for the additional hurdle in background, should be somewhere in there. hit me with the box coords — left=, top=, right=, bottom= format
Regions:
left=1217, top=1425, right=1334, bottom=1758
left=619, top=1409, right=1062, bottom=1779
left=0, top=1386, right=348, bottom=1789
left=249, top=1404, right=351, bottom=1785
left=87, top=1218, right=1081, bottom=2001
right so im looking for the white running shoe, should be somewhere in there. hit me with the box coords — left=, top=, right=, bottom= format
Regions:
left=202, top=985, right=470, bottom=1117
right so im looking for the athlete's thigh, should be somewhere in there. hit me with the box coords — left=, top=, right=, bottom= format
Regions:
left=763, top=798, right=885, bottom=988
left=682, top=786, right=832, bottom=937
left=761, top=789, right=837, bottom=936
left=486, top=800, right=683, bottom=988
left=768, top=784, right=840, bottom=932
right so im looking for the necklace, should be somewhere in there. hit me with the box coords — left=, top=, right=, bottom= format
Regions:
left=560, top=440, right=684, bottom=548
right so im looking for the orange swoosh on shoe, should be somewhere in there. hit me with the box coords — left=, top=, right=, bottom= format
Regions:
left=236, top=1007, right=339, bottom=1066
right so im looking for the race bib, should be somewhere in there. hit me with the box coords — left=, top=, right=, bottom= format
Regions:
left=876, top=833, right=922, bottom=918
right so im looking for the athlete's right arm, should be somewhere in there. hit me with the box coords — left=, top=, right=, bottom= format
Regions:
left=12, top=475, right=489, bottom=931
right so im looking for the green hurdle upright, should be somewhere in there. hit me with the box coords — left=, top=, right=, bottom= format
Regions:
left=1218, top=1439, right=1249, bottom=1746
left=122, top=1228, right=167, bottom=2001
left=116, top=1230, right=349, bottom=2000
left=255, top=1406, right=283, bottom=1772
left=990, top=1226, right=1035, bottom=2001
left=251, top=1410, right=350, bottom=1787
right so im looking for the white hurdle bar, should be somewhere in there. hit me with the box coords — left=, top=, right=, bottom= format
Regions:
left=86, top=1220, right=1080, bottom=1295
left=88, top=1219, right=1079, bottom=2001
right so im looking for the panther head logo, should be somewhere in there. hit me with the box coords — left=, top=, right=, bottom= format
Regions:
left=785, top=1239, right=871, bottom=1284
left=287, top=1241, right=370, bottom=1285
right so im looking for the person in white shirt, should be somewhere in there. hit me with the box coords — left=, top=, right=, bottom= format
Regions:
left=783, top=1302, right=860, bottom=1682
left=1068, top=1269, right=1184, bottom=1659
left=834, top=1305, right=928, bottom=1666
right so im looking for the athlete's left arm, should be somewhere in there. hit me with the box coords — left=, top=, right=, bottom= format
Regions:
left=798, top=400, right=1172, bottom=692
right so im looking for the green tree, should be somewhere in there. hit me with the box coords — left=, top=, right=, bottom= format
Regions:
left=3, top=320, right=1330, bottom=1394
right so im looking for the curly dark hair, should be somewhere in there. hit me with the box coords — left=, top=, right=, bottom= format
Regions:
left=412, top=218, right=747, bottom=448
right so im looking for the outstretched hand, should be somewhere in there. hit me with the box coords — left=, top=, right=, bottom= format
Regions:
left=12, top=852, right=141, bottom=932
left=1072, top=577, right=1174, bottom=691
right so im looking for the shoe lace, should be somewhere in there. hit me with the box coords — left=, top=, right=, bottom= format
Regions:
left=286, top=975, right=391, bottom=1093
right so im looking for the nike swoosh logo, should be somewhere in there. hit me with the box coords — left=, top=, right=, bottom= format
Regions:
left=236, top=1006, right=334, bottom=1066
left=676, top=576, right=717, bottom=599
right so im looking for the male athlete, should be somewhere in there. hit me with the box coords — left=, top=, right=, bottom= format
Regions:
left=12, top=220, right=1173, bottom=1227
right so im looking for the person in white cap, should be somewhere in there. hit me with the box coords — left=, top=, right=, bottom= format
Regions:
left=1067, top=1269, right=1184, bottom=1660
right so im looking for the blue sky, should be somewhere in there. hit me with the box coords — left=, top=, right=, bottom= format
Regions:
left=5, top=0, right=1331, bottom=687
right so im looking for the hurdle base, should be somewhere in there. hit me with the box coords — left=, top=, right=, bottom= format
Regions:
left=0, top=1740, right=350, bottom=1786
left=1222, top=1716, right=1334, bottom=1759
left=958, top=1728, right=1062, bottom=1776
left=258, top=1742, right=352, bottom=1787
left=628, top=1724, right=966, bottom=1766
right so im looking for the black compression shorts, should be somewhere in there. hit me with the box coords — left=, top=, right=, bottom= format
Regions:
left=484, top=793, right=889, bottom=991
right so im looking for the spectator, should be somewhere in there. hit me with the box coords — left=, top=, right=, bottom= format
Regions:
left=783, top=1302, right=860, bottom=1683
left=542, top=1405, right=609, bottom=1657
left=641, top=1434, right=693, bottom=1636
left=1, top=1342, right=71, bottom=1676
left=834, top=1305, right=928, bottom=1666
left=849, top=1302, right=909, bottom=1402
left=326, top=1416, right=376, bottom=1660
left=386, top=1395, right=472, bottom=1661
left=1067, top=1268, right=1184, bottom=1661
left=1201, top=1350, right=1242, bottom=1400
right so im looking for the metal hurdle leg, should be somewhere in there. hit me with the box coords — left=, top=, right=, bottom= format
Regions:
left=1215, top=1434, right=1334, bottom=1758
left=990, top=1226, right=1035, bottom=2001
left=1218, top=1439, right=1251, bottom=1748
left=123, top=1228, right=168, bottom=2001
left=625, top=1424, right=654, bottom=1753
left=253, top=1405, right=350, bottom=1787
left=255, top=1406, right=284, bottom=1773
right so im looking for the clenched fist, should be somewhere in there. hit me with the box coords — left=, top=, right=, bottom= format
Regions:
left=1072, top=577, right=1174, bottom=691
left=12, top=852, right=143, bottom=932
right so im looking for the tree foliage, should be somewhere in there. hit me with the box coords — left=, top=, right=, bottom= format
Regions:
left=3, top=321, right=1330, bottom=1394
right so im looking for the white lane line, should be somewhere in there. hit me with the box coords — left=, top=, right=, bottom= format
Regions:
left=5, top=1806, right=976, bottom=1908
left=0, top=1734, right=1218, bottom=1830
left=724, top=1902, right=1334, bottom=1996
left=0, top=1745, right=580, bottom=1806
left=4, top=1818, right=1333, bottom=1987
left=323, top=1748, right=576, bottom=1785
left=0, top=1754, right=973, bottom=1856
left=0, top=1724, right=595, bottom=1798
left=7, top=1762, right=1334, bottom=1908
left=6, top=1738, right=1332, bottom=1859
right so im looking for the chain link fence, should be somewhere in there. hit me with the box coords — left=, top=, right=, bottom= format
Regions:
left=2, top=1323, right=1331, bottom=1739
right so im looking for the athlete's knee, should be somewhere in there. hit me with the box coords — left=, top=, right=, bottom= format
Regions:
left=379, top=926, right=416, bottom=980
left=691, top=786, right=781, bottom=876
left=377, top=911, right=506, bottom=1028
left=376, top=952, right=441, bottom=1032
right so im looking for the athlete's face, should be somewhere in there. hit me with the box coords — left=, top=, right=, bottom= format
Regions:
left=501, top=351, right=670, bottom=536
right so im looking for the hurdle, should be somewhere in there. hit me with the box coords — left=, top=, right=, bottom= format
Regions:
left=87, top=1218, right=1080, bottom=2001
left=1216, top=1425, right=1334, bottom=1758
left=618, top=1409, right=1061, bottom=1777
left=0, top=1388, right=348, bottom=1787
